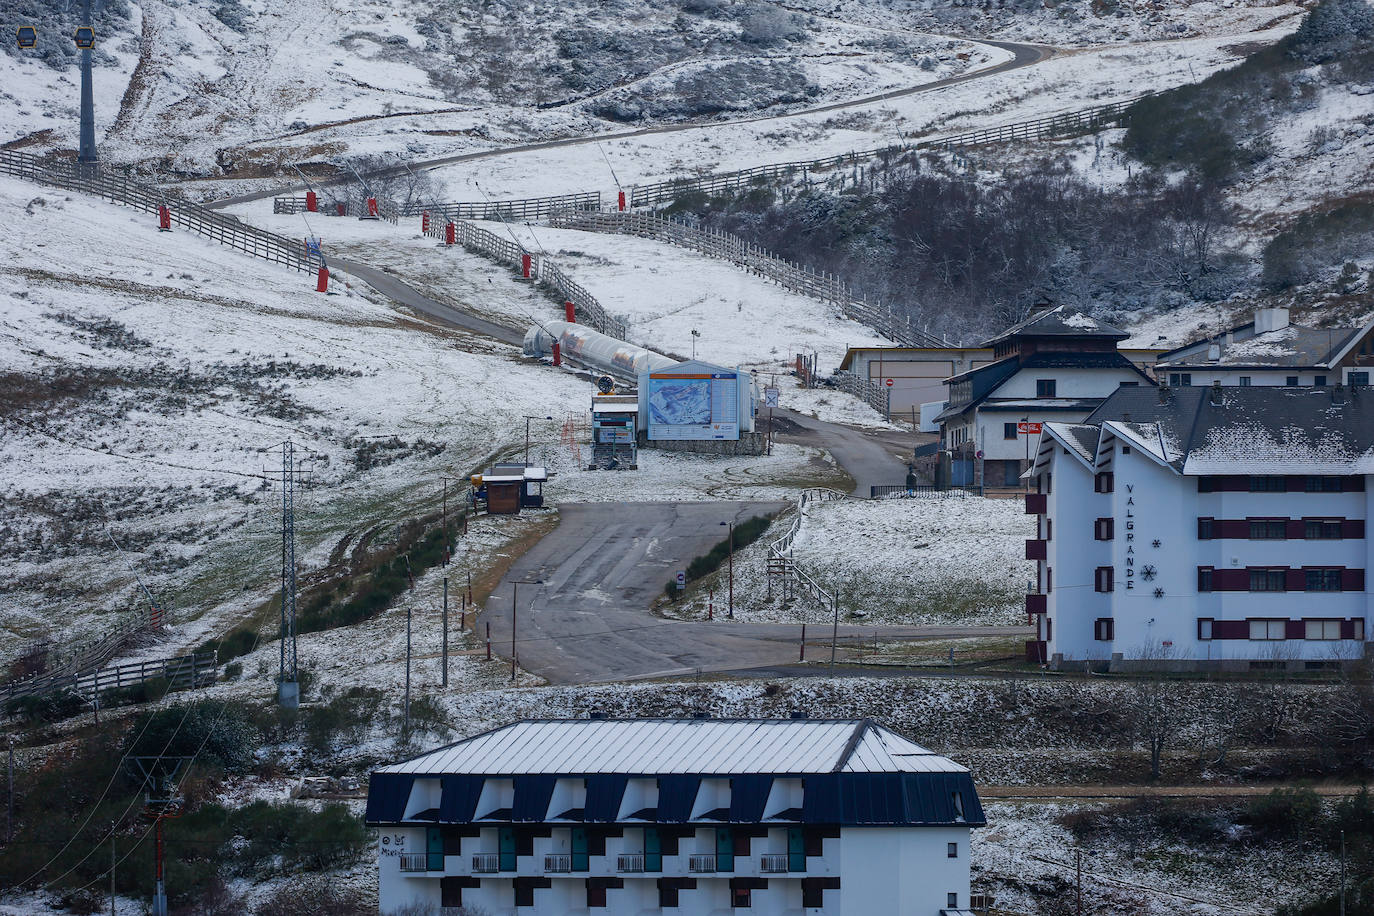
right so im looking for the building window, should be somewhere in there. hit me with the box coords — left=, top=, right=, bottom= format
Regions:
left=1316, top=375, right=1327, bottom=387
left=1045, top=616, right=1053, bottom=640
left=947, top=842, right=958, bottom=858
left=1095, top=567, right=1114, bottom=593
left=1094, top=517, right=1114, bottom=540
left=1168, top=372, right=1193, bottom=387
left=1198, top=568, right=1214, bottom=592
left=948, top=893, right=960, bottom=908
left=1305, top=476, right=1343, bottom=492
left=1248, top=519, right=1287, bottom=539
left=1094, top=472, right=1114, bottom=493
left=1198, top=618, right=1214, bottom=640
left=1003, top=422, right=1018, bottom=440
left=1197, top=518, right=1214, bottom=540
left=1306, top=519, right=1343, bottom=539
left=1239, top=376, right=1251, bottom=386
left=1357, top=620, right=1368, bottom=640
left=1249, top=619, right=1287, bottom=640
left=1094, top=618, right=1115, bottom=641
left=1286, top=376, right=1299, bottom=387
left=731, top=887, right=751, bottom=908
left=1047, top=567, right=1052, bottom=593
left=1306, top=568, right=1344, bottom=592
left=1249, top=476, right=1287, bottom=492
left=1045, top=518, right=1053, bottom=541
left=659, top=884, right=680, bottom=908
left=1351, top=371, right=1370, bottom=386
left=1249, top=568, right=1287, bottom=592
left=1305, top=619, right=1342, bottom=640
left=1121, top=445, right=1132, bottom=454
left=1036, top=379, right=1057, bottom=397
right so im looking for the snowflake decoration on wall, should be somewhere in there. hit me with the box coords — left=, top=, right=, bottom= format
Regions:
left=1152, top=539, right=1162, bottom=548
left=1153, top=587, right=1165, bottom=599
left=1141, top=565, right=1158, bottom=581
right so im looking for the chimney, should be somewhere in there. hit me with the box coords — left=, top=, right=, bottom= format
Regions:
left=1122, top=412, right=1131, bottom=422
left=1206, top=341, right=1221, bottom=362
left=1255, top=307, right=1290, bottom=335
left=589, top=711, right=609, bottom=720
left=1210, top=380, right=1224, bottom=406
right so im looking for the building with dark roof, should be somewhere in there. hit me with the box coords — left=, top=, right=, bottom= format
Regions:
left=934, top=306, right=1155, bottom=487
left=1156, top=307, right=1374, bottom=388
left=366, top=717, right=986, bottom=915
left=1023, top=384, right=1372, bottom=670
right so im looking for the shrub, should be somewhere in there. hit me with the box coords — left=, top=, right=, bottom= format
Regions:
left=122, top=701, right=258, bottom=777
left=4, top=688, right=86, bottom=724
left=1242, top=787, right=1323, bottom=838
left=1290, top=0, right=1374, bottom=63
left=1261, top=197, right=1374, bottom=289
left=675, top=515, right=772, bottom=590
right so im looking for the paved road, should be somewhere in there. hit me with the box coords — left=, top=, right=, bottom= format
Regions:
left=204, top=40, right=1052, bottom=208
left=775, top=409, right=911, bottom=495
left=480, top=502, right=1032, bottom=684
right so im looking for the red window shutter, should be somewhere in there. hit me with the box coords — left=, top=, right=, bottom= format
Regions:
left=1344, top=519, right=1366, bottom=539
left=1286, top=519, right=1305, bottom=539
left=1343, top=568, right=1365, bottom=591
left=1286, top=568, right=1305, bottom=591
left=1345, top=476, right=1367, bottom=492
left=1222, top=520, right=1250, bottom=539
left=1285, top=620, right=1305, bottom=639
left=1219, top=569, right=1249, bottom=591
left=1215, top=620, right=1248, bottom=639
left=733, top=833, right=750, bottom=857
left=1342, top=619, right=1356, bottom=640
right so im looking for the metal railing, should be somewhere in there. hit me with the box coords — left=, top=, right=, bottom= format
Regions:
left=472, top=854, right=500, bottom=873
left=545, top=854, right=572, bottom=873
left=399, top=853, right=430, bottom=872
left=766, top=489, right=850, bottom=613
left=870, top=484, right=983, bottom=499
left=626, top=94, right=1151, bottom=208
left=616, top=854, right=645, bottom=873
left=2, top=651, right=217, bottom=705
left=424, top=218, right=627, bottom=338
left=687, top=854, right=717, bottom=874
left=0, top=151, right=323, bottom=273
left=759, top=855, right=790, bottom=873
left=831, top=370, right=892, bottom=418
left=402, top=191, right=601, bottom=222
left=547, top=210, right=941, bottom=347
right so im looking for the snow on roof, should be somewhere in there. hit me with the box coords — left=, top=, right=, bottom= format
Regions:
left=377, top=718, right=968, bottom=776
left=1043, top=423, right=1099, bottom=468
left=592, top=401, right=639, bottom=414
left=1157, top=322, right=1368, bottom=370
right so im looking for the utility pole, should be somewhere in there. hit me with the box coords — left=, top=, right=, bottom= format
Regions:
left=110, top=830, right=116, bottom=916
left=1341, top=829, right=1347, bottom=916
left=6, top=736, right=13, bottom=845
left=277, top=441, right=299, bottom=708
left=1076, top=847, right=1082, bottom=916
left=131, top=758, right=188, bottom=916
left=509, top=579, right=543, bottom=682
left=442, top=577, right=449, bottom=688
left=404, top=600, right=412, bottom=734
left=829, top=595, right=839, bottom=668
left=78, top=0, right=98, bottom=168
left=442, top=478, right=449, bottom=566
left=718, top=521, right=735, bottom=619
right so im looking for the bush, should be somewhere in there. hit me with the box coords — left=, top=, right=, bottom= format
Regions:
left=1242, top=787, right=1323, bottom=839
left=1291, top=0, right=1374, bottom=63
left=122, top=701, right=258, bottom=777
left=673, top=515, right=772, bottom=591
left=1261, top=197, right=1374, bottom=289
left=4, top=688, right=86, bottom=724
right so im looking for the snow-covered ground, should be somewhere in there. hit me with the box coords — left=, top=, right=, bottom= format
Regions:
left=663, top=491, right=1035, bottom=626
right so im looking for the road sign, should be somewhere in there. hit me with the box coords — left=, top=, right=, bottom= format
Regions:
left=1017, top=421, right=1042, bottom=435
left=675, top=570, right=686, bottom=588
left=16, top=26, right=37, bottom=48
left=884, top=378, right=894, bottom=387
left=73, top=26, right=95, bottom=49
left=763, top=387, right=779, bottom=408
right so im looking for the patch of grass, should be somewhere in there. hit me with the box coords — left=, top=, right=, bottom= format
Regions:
left=668, top=515, right=773, bottom=596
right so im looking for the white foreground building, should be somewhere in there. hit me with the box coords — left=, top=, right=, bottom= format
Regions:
left=1025, top=384, right=1372, bottom=670
left=366, top=717, right=985, bottom=915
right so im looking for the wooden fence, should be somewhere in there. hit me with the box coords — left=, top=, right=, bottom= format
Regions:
left=546, top=210, right=942, bottom=348
left=424, top=218, right=628, bottom=338
left=2, top=651, right=216, bottom=704
left=0, top=151, right=323, bottom=273
left=831, top=369, right=892, bottom=418
left=401, top=191, right=600, bottom=222
left=627, top=94, right=1150, bottom=208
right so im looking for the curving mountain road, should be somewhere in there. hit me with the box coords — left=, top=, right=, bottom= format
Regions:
left=205, top=39, right=1052, bottom=208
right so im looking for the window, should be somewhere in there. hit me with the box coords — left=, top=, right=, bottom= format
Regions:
left=1197, top=518, right=1214, bottom=540
left=731, top=887, right=751, bottom=908
left=1121, top=445, right=1132, bottom=454
left=1094, top=517, right=1114, bottom=540
left=659, top=884, right=680, bottom=908
left=1306, top=519, right=1343, bottom=539
left=1306, top=476, right=1343, bottom=492
left=947, top=842, right=958, bottom=858
left=1198, top=618, right=1214, bottom=641
left=1250, top=476, right=1287, bottom=492
left=1316, top=375, right=1328, bottom=387
left=1239, top=376, right=1252, bottom=386
left=948, top=893, right=960, bottom=908
left=1249, top=568, right=1287, bottom=592
left=1351, top=371, right=1370, bottom=386
left=1305, top=568, right=1344, bottom=592
left=1095, top=567, right=1114, bottom=593
left=1047, top=567, right=1052, bottom=593
left=1286, top=376, right=1299, bottom=387
left=1168, top=372, right=1193, bottom=386
left=1198, top=567, right=1214, bottom=592
left=1094, top=618, right=1115, bottom=641
left=1095, top=472, right=1114, bottom=493
left=1036, top=379, right=1057, bottom=397
left=1249, top=619, right=1287, bottom=640
left=1046, top=518, right=1053, bottom=541
left=1305, top=619, right=1342, bottom=640
left=1003, top=422, right=1018, bottom=440
left=1248, top=519, right=1287, bottom=539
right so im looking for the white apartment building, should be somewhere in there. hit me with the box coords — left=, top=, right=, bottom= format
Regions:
left=1156, top=307, right=1374, bottom=388
left=1024, top=384, right=1372, bottom=670
left=936, top=307, right=1154, bottom=487
left=366, top=717, right=985, bottom=916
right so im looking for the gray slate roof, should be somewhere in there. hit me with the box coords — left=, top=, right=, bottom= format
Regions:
left=981, top=305, right=1129, bottom=348
left=1158, top=323, right=1367, bottom=370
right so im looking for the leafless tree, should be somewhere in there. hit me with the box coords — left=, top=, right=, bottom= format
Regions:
left=1126, top=642, right=1184, bottom=781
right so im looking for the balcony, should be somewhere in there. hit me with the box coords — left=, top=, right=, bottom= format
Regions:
left=472, top=853, right=500, bottom=874
left=688, top=854, right=717, bottom=874
left=399, top=853, right=430, bottom=873
left=1025, top=493, right=1047, bottom=515
left=545, top=854, right=572, bottom=874
left=760, top=855, right=789, bottom=874
left=1025, top=593, right=1046, bottom=615
left=1025, top=539, right=1047, bottom=561
left=617, top=854, right=645, bottom=873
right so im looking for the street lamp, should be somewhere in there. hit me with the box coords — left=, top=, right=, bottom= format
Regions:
left=523, top=415, right=553, bottom=467
left=690, top=329, right=700, bottom=361
left=510, top=578, right=543, bottom=681
left=719, top=521, right=734, bottom=619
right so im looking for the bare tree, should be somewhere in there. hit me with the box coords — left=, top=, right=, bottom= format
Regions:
left=1126, top=643, right=1184, bottom=781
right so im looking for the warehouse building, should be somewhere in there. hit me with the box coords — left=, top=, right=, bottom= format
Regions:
left=367, top=716, right=985, bottom=915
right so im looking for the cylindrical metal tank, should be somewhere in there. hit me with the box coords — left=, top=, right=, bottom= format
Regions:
left=523, top=321, right=678, bottom=379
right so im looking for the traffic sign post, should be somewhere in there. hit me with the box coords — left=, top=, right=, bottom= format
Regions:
left=16, top=26, right=37, bottom=48
left=674, top=570, right=685, bottom=601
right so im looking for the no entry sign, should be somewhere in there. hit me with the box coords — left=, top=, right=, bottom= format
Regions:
left=1017, top=421, right=1042, bottom=435
left=884, top=378, right=894, bottom=387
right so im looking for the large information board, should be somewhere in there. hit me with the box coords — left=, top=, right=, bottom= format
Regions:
left=646, top=371, right=739, bottom=440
